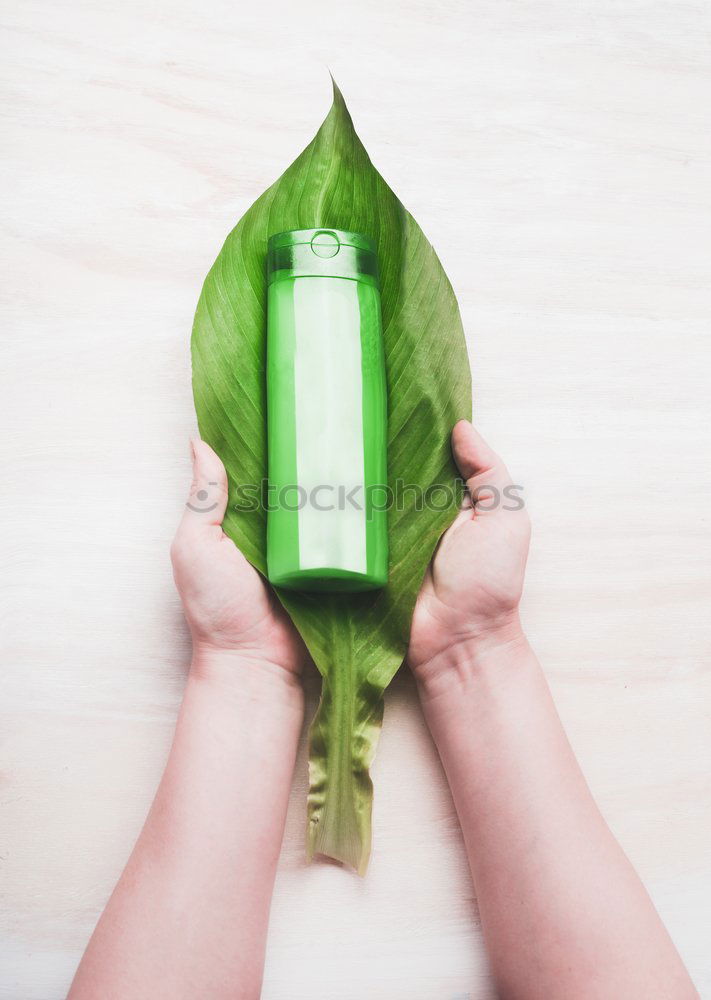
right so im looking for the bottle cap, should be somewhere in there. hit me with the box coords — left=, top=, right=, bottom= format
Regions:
left=267, top=228, right=379, bottom=285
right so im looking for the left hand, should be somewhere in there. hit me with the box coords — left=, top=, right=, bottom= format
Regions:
left=170, top=438, right=307, bottom=679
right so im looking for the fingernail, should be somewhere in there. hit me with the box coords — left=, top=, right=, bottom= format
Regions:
left=189, top=436, right=199, bottom=463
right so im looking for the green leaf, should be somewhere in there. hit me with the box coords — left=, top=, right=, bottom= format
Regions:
left=191, top=81, right=471, bottom=874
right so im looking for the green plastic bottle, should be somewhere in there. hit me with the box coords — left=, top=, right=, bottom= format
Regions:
left=266, top=228, right=388, bottom=592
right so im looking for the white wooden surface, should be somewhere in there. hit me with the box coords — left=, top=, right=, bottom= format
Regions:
left=2, top=1, right=710, bottom=996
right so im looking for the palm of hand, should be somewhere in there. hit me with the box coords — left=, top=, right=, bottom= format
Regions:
left=408, top=421, right=530, bottom=676
left=171, top=440, right=305, bottom=675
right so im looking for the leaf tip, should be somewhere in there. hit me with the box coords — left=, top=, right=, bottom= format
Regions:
left=326, top=71, right=349, bottom=119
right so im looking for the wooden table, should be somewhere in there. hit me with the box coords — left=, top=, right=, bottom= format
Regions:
left=2, top=1, right=710, bottom=996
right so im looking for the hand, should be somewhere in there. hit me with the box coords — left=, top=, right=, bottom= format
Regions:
left=171, top=438, right=307, bottom=680
left=408, top=420, right=531, bottom=685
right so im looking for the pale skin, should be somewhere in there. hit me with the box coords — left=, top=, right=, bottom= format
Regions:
left=69, top=423, right=697, bottom=1000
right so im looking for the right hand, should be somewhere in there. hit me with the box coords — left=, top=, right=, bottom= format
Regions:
left=408, top=420, right=531, bottom=686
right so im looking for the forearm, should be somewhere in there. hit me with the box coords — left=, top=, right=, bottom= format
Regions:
left=418, top=633, right=696, bottom=1000
left=69, top=652, right=304, bottom=1000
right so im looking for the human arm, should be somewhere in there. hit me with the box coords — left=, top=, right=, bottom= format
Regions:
left=409, top=421, right=697, bottom=1000
left=68, top=440, right=306, bottom=1000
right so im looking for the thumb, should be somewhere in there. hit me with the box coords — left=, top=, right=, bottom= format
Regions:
left=451, top=420, right=513, bottom=515
left=182, top=437, right=229, bottom=529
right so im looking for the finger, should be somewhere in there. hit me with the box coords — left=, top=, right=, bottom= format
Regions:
left=181, top=437, right=229, bottom=530
left=451, top=420, right=513, bottom=514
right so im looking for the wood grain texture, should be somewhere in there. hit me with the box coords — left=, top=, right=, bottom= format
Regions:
left=1, top=0, right=710, bottom=996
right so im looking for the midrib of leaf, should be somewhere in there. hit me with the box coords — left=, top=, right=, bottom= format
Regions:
left=325, top=611, right=358, bottom=866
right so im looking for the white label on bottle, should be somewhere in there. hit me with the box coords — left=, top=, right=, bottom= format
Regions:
left=293, top=276, right=367, bottom=575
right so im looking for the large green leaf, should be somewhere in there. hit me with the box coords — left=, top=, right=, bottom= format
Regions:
left=191, top=82, right=471, bottom=874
